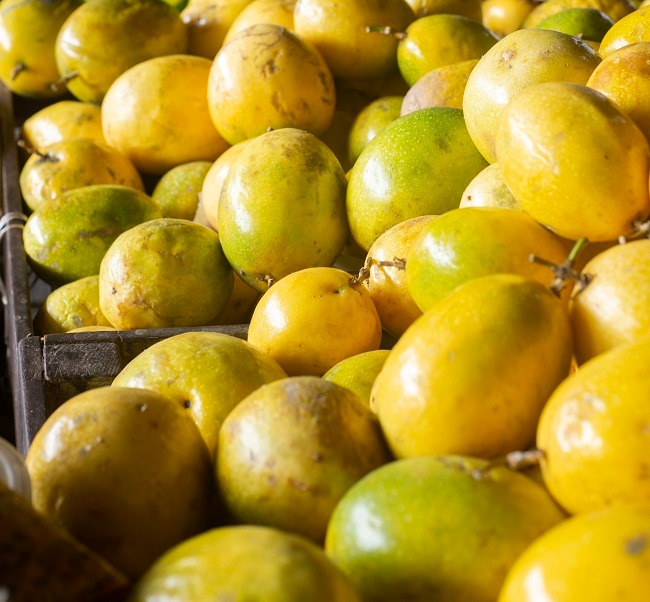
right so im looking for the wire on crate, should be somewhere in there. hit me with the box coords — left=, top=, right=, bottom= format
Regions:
left=0, top=212, right=28, bottom=306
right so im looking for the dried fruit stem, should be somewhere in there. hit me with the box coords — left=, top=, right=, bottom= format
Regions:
left=365, top=26, right=406, bottom=39
left=16, top=139, right=58, bottom=161
left=376, top=257, right=406, bottom=270
left=10, top=62, right=26, bottom=81
left=470, top=448, right=545, bottom=479
left=619, top=218, right=650, bottom=244
left=349, top=255, right=407, bottom=286
left=529, top=237, right=592, bottom=297
left=349, top=258, right=371, bottom=285
left=49, top=72, right=78, bottom=94
left=257, top=274, right=275, bottom=289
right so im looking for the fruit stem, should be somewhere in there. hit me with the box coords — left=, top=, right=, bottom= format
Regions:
left=529, top=237, right=592, bottom=297
left=349, top=255, right=407, bottom=286
left=566, top=237, right=589, bottom=265
left=16, top=139, right=58, bottom=162
left=349, top=258, right=371, bottom=285
left=10, top=62, right=26, bottom=81
left=376, top=257, right=406, bottom=270
left=257, top=274, right=275, bottom=289
left=49, top=71, right=78, bottom=94
left=470, top=448, right=545, bottom=480
left=619, top=218, right=650, bottom=244
left=365, top=25, right=406, bottom=39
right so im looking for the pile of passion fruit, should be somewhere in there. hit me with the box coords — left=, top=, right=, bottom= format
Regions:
left=2, top=0, right=650, bottom=600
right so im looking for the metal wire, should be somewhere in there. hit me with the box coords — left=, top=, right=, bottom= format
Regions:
left=0, top=212, right=28, bottom=306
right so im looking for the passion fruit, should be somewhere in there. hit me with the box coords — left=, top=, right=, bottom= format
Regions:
left=55, top=0, right=188, bottom=103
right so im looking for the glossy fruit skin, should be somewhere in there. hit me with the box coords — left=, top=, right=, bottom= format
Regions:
left=199, top=140, right=250, bottom=231
left=537, top=339, right=650, bottom=515
left=217, top=376, right=391, bottom=543
left=207, top=24, right=335, bottom=145
left=102, top=54, right=229, bottom=175
left=19, top=138, right=144, bottom=212
left=400, top=58, right=478, bottom=114
left=496, top=81, right=650, bottom=242
left=128, top=525, right=362, bottom=602
left=570, top=239, right=650, bottom=364
left=247, top=267, right=383, bottom=376
left=0, top=0, right=81, bottom=98
left=523, top=0, right=635, bottom=29
left=590, top=6, right=650, bottom=56
left=55, top=0, right=189, bottom=103
left=322, top=349, right=391, bottom=406
left=346, top=107, right=488, bottom=251
left=151, top=161, right=212, bottom=220
left=406, top=0, right=482, bottom=20
left=112, top=331, right=287, bottom=457
left=481, top=0, right=537, bottom=38
left=459, top=163, right=521, bottom=210
left=325, top=455, right=566, bottom=602
left=217, top=128, right=348, bottom=292
left=587, top=41, right=650, bottom=142
left=33, top=275, right=112, bottom=335
left=180, top=0, right=254, bottom=59
left=397, top=14, right=498, bottom=87
left=348, top=96, right=403, bottom=166
left=293, top=0, right=415, bottom=80
left=535, top=7, right=614, bottom=42
left=499, top=505, right=650, bottom=602
left=462, top=28, right=602, bottom=163
left=21, top=100, right=105, bottom=149
left=364, top=214, right=436, bottom=338
left=23, top=185, right=162, bottom=286
left=223, top=0, right=296, bottom=44
left=371, top=274, right=573, bottom=459
left=99, top=218, right=234, bottom=330
left=25, top=386, right=214, bottom=580
left=405, top=207, right=571, bottom=312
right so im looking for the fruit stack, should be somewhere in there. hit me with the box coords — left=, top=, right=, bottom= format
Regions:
left=1, top=0, right=649, bottom=599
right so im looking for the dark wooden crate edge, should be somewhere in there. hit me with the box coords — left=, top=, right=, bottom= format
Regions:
left=16, top=325, right=251, bottom=456
left=13, top=336, right=45, bottom=456
left=2, top=81, right=37, bottom=454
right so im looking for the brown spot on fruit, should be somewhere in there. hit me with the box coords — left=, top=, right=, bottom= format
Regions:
left=625, top=534, right=648, bottom=555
